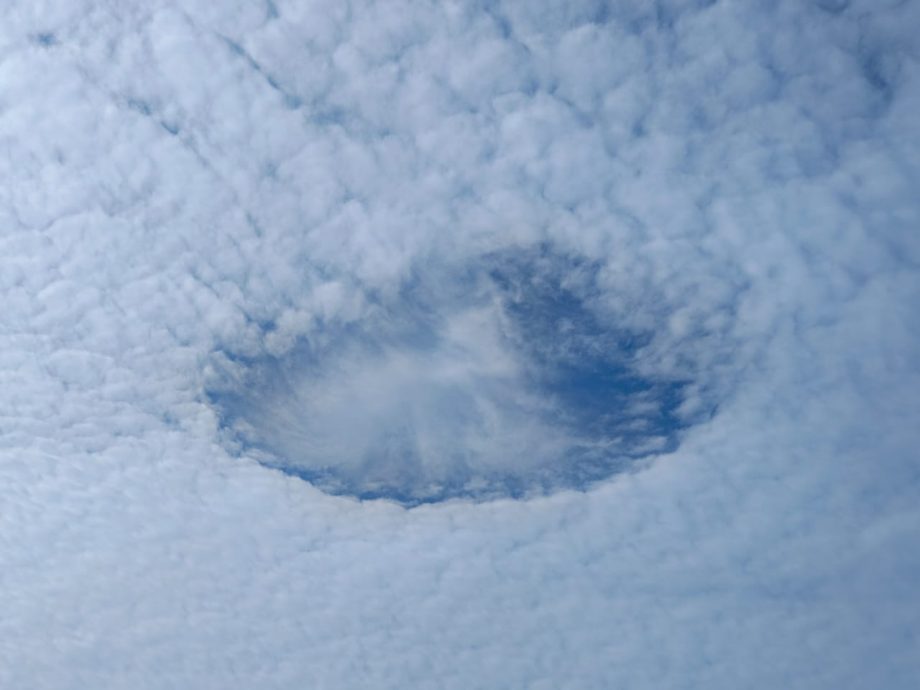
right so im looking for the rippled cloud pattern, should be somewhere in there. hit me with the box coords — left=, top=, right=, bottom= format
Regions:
left=1, top=0, right=919, bottom=688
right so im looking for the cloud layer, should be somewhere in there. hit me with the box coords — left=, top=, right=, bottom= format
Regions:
left=1, top=0, right=919, bottom=687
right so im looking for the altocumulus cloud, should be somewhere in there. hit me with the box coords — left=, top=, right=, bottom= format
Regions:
left=1, top=0, right=919, bottom=688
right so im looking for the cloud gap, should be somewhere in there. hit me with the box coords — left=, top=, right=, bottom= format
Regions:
left=205, top=247, right=703, bottom=505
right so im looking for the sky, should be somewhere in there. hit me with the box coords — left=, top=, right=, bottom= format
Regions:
left=1, top=0, right=919, bottom=688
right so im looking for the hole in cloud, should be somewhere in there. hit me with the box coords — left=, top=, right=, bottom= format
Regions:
left=32, top=32, right=58, bottom=47
left=205, top=246, right=707, bottom=505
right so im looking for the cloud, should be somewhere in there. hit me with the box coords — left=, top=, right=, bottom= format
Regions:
left=1, top=0, right=919, bottom=688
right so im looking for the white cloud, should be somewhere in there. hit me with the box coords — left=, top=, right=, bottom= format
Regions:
left=1, top=0, right=919, bottom=687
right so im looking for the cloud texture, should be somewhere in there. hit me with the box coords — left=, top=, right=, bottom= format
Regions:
left=1, top=0, right=919, bottom=687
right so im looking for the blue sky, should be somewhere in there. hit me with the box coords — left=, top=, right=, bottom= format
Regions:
left=207, top=245, right=695, bottom=503
left=1, top=0, right=919, bottom=688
